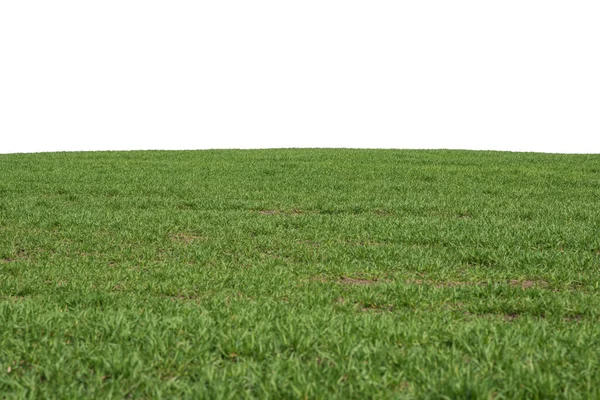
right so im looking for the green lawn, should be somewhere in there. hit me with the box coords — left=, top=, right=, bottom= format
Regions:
left=1, top=149, right=599, bottom=399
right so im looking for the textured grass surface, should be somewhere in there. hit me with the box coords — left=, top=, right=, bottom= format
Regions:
left=1, top=149, right=599, bottom=398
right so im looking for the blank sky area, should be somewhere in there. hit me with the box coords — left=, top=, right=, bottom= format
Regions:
left=1, top=1, right=599, bottom=154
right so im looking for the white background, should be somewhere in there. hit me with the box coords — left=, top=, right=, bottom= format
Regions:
left=1, top=1, right=599, bottom=154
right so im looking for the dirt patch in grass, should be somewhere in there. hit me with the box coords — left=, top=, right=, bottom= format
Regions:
left=256, top=209, right=305, bottom=215
left=359, top=303, right=395, bottom=313
left=434, top=281, right=479, bottom=288
left=170, top=232, right=207, bottom=244
left=406, top=279, right=481, bottom=288
left=1, top=249, right=28, bottom=263
left=338, top=276, right=380, bottom=285
left=466, top=312, right=550, bottom=322
left=503, top=313, right=519, bottom=322
left=9, top=296, right=27, bottom=303
left=257, top=209, right=279, bottom=215
left=307, top=275, right=384, bottom=285
left=316, top=357, right=336, bottom=367
left=564, top=315, right=584, bottom=323
left=406, top=279, right=552, bottom=290
left=396, top=381, right=411, bottom=393
left=308, top=276, right=329, bottom=283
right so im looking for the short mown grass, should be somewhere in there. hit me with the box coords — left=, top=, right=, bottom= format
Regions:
left=1, top=149, right=599, bottom=398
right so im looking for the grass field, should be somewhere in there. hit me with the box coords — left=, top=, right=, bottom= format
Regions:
left=1, top=149, right=599, bottom=399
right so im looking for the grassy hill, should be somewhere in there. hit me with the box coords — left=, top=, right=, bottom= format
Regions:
left=1, top=149, right=599, bottom=398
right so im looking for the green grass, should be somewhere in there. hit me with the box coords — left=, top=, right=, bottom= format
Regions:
left=1, top=148, right=599, bottom=399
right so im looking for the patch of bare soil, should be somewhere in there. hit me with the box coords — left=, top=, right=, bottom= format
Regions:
left=338, top=276, right=379, bottom=285
left=359, top=303, right=395, bottom=313
left=308, top=275, right=386, bottom=285
left=471, top=312, right=547, bottom=322
left=316, top=358, right=336, bottom=367
left=564, top=315, right=584, bottom=323
left=1, top=249, right=27, bottom=263
left=396, top=381, right=411, bottom=392
left=9, top=296, right=27, bottom=303
left=373, top=209, right=394, bottom=216
left=257, top=209, right=279, bottom=215
left=503, top=313, right=519, bottom=322
left=256, top=209, right=305, bottom=215
left=170, top=232, right=207, bottom=244
left=435, top=281, right=479, bottom=288
left=406, top=279, right=552, bottom=290
left=406, top=279, right=482, bottom=288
